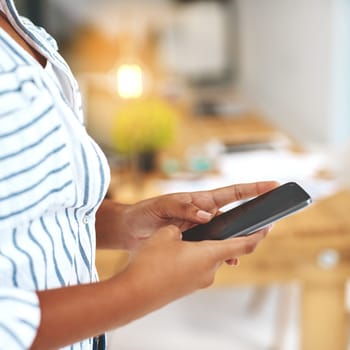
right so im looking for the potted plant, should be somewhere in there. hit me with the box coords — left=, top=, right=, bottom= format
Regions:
left=111, top=97, right=178, bottom=172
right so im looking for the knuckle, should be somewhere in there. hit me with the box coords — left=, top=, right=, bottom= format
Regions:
left=244, top=241, right=258, bottom=254
left=234, top=185, right=244, bottom=201
left=176, top=192, right=192, bottom=204
left=183, top=202, right=195, bottom=215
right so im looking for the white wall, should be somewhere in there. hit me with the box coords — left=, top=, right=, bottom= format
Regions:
left=329, top=0, right=350, bottom=145
left=236, top=0, right=350, bottom=147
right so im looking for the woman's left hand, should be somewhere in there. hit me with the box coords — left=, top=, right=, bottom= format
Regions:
left=96, top=181, right=278, bottom=250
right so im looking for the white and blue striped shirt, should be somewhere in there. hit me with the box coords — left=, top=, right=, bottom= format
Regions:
left=0, top=1, right=110, bottom=349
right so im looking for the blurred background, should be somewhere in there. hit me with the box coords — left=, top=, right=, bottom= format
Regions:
left=17, top=0, right=350, bottom=349
left=17, top=0, right=350, bottom=148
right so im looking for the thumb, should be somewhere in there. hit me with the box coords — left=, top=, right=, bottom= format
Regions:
left=160, top=197, right=214, bottom=224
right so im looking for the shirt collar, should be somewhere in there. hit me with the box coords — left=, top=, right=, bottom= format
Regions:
left=0, top=0, right=75, bottom=92
left=0, top=0, right=21, bottom=24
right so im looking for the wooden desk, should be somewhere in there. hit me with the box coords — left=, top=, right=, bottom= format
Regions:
left=97, top=113, right=350, bottom=350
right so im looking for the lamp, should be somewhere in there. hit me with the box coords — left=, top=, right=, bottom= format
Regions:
left=116, top=63, right=143, bottom=99
left=112, top=29, right=153, bottom=100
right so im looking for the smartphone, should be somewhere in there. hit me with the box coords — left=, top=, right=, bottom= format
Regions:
left=182, top=182, right=312, bottom=241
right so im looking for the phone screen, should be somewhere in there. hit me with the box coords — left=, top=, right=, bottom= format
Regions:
left=182, top=182, right=312, bottom=241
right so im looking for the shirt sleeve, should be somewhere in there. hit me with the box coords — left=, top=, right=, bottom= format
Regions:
left=0, top=288, right=41, bottom=350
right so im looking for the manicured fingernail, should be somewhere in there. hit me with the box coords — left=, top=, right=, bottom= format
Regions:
left=197, top=210, right=212, bottom=220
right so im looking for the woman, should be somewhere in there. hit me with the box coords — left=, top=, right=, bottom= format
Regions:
left=0, top=1, right=277, bottom=349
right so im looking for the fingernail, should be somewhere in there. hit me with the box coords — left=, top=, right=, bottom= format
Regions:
left=226, top=258, right=240, bottom=267
left=197, top=210, right=212, bottom=220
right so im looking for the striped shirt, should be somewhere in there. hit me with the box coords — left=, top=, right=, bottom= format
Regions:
left=0, top=1, right=110, bottom=349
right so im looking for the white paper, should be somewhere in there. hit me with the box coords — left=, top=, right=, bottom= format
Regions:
left=159, top=149, right=340, bottom=203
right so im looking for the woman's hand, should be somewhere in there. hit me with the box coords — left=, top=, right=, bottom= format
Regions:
left=96, top=181, right=278, bottom=250
left=31, top=222, right=271, bottom=350
left=117, top=223, right=271, bottom=312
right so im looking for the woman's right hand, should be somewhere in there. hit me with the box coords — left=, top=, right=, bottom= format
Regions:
left=115, top=224, right=271, bottom=315
left=30, top=224, right=271, bottom=350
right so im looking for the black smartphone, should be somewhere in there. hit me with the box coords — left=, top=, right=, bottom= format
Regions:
left=182, top=182, right=312, bottom=241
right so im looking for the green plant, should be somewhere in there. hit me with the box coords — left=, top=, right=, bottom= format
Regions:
left=112, top=98, right=177, bottom=155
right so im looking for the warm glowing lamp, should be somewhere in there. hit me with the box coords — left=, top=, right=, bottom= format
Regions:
left=116, top=64, right=143, bottom=99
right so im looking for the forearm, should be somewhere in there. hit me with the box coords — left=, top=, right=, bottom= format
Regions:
left=95, top=199, right=131, bottom=249
left=30, top=222, right=270, bottom=349
left=31, top=272, right=162, bottom=350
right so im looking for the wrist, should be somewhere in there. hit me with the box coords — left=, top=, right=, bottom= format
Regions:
left=107, top=268, right=163, bottom=325
left=95, top=200, right=131, bottom=249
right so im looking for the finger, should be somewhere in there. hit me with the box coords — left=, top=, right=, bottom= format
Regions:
left=208, top=229, right=268, bottom=262
left=153, top=225, right=183, bottom=241
left=158, top=195, right=214, bottom=224
left=248, top=224, right=274, bottom=237
left=209, top=181, right=279, bottom=209
left=225, top=257, right=240, bottom=266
